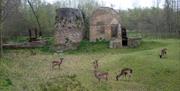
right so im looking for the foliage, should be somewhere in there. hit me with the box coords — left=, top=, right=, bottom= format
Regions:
left=39, top=37, right=54, bottom=53
left=2, top=0, right=179, bottom=41
left=66, top=40, right=109, bottom=54
left=119, top=7, right=179, bottom=38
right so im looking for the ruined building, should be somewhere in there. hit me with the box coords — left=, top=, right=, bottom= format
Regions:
left=54, top=8, right=84, bottom=50
left=90, top=7, right=124, bottom=48
left=54, top=7, right=141, bottom=51
left=90, top=7, right=121, bottom=42
left=90, top=7, right=141, bottom=48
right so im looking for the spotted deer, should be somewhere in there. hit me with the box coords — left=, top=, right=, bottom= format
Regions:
left=159, top=48, right=168, bottom=58
left=94, top=70, right=108, bottom=82
left=52, top=58, right=64, bottom=69
left=116, top=68, right=133, bottom=80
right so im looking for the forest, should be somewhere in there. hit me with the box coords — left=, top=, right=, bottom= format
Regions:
left=0, top=0, right=180, bottom=91
left=0, top=0, right=179, bottom=40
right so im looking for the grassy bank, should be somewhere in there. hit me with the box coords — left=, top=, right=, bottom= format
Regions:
left=0, top=39, right=180, bottom=91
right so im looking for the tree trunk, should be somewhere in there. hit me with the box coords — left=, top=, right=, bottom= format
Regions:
left=0, top=22, right=3, bottom=58
left=0, top=0, right=3, bottom=58
left=27, top=0, right=42, bottom=37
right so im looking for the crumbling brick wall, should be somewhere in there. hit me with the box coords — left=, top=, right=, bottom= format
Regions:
left=90, top=7, right=121, bottom=42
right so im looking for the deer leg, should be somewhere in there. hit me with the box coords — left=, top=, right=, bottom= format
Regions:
left=128, top=74, right=131, bottom=78
left=116, top=74, right=120, bottom=81
left=125, top=73, right=127, bottom=80
left=127, top=73, right=130, bottom=80
left=116, top=75, right=119, bottom=81
left=58, top=64, right=60, bottom=69
left=118, top=74, right=123, bottom=80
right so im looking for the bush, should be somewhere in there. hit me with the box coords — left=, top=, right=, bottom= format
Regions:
left=66, top=40, right=109, bottom=54
left=0, top=61, right=13, bottom=91
left=39, top=74, right=88, bottom=91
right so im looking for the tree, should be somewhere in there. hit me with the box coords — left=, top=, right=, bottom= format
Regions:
left=0, top=0, right=10, bottom=57
left=27, top=0, right=42, bottom=36
left=0, top=0, right=20, bottom=57
left=0, top=0, right=3, bottom=57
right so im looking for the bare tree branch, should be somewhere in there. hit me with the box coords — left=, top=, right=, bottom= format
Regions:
left=27, top=0, right=42, bottom=36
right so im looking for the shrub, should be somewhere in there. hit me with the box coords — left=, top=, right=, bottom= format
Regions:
left=39, top=74, right=88, bottom=91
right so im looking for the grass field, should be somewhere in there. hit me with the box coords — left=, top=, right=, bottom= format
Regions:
left=0, top=39, right=180, bottom=91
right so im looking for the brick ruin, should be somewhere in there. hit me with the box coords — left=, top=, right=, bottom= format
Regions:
left=90, top=7, right=123, bottom=48
left=90, top=7, right=141, bottom=48
left=54, top=8, right=84, bottom=51
left=54, top=7, right=141, bottom=50
left=90, top=7, right=121, bottom=42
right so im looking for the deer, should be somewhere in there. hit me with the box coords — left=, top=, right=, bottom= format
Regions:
left=159, top=48, right=168, bottom=58
left=92, top=59, right=108, bottom=82
left=92, top=60, right=99, bottom=69
left=94, top=69, right=108, bottom=82
left=116, top=68, right=133, bottom=81
left=52, top=58, right=64, bottom=69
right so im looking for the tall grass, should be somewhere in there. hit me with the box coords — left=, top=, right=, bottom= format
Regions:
left=0, top=39, right=180, bottom=91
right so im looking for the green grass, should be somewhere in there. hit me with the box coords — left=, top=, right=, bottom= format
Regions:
left=127, top=31, right=142, bottom=38
left=0, top=39, right=180, bottom=91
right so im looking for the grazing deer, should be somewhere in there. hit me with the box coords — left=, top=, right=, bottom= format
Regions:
left=52, top=58, right=64, bottom=69
left=116, top=68, right=133, bottom=80
left=94, top=70, right=108, bottom=82
left=92, top=60, right=99, bottom=69
left=159, top=48, right=168, bottom=58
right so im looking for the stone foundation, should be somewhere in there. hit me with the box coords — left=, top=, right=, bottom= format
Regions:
left=109, top=38, right=122, bottom=48
left=109, top=37, right=141, bottom=48
left=128, top=37, right=141, bottom=48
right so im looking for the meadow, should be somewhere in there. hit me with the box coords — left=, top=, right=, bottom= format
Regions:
left=0, top=39, right=180, bottom=91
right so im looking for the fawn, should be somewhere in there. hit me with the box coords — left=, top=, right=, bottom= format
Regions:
left=92, top=60, right=99, bottom=69
left=116, top=68, right=133, bottom=80
left=52, top=58, right=64, bottom=69
left=94, top=70, right=108, bottom=82
left=160, top=48, right=168, bottom=58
